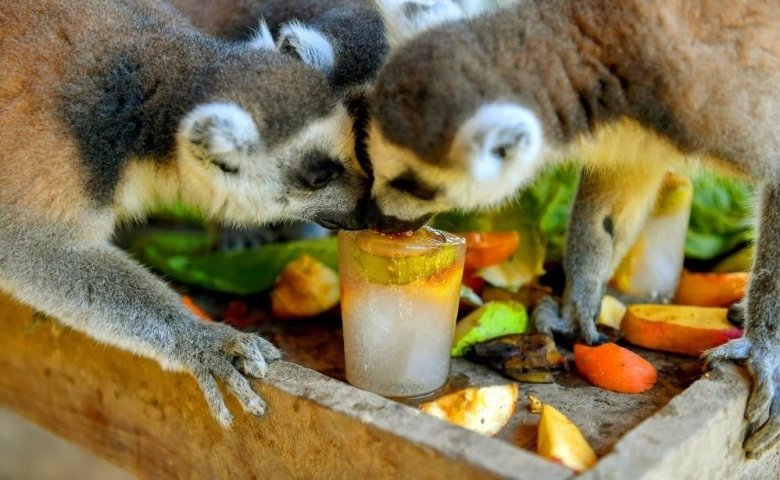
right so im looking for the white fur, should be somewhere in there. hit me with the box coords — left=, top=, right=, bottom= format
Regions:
left=180, top=102, right=261, bottom=156
left=176, top=104, right=355, bottom=224
left=368, top=103, right=547, bottom=222
left=453, top=102, right=543, bottom=184
left=373, top=0, right=465, bottom=49
left=278, top=21, right=335, bottom=73
left=247, top=19, right=276, bottom=50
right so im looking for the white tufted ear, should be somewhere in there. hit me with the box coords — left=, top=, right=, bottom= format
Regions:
left=247, top=19, right=275, bottom=50
left=373, top=0, right=464, bottom=49
left=178, top=103, right=262, bottom=173
left=452, top=103, right=543, bottom=182
left=277, top=21, right=335, bottom=73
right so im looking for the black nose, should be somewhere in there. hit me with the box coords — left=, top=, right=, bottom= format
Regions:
left=363, top=197, right=433, bottom=234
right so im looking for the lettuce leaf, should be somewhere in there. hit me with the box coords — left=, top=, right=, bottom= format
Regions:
left=686, top=173, right=755, bottom=260
left=130, top=231, right=338, bottom=295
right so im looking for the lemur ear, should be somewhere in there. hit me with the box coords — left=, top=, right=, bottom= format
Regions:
left=178, top=103, right=262, bottom=174
left=277, top=21, right=335, bottom=74
left=373, top=0, right=464, bottom=49
left=452, top=104, right=543, bottom=182
left=248, top=19, right=276, bottom=50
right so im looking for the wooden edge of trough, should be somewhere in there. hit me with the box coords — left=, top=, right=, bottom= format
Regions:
left=582, top=357, right=780, bottom=479
left=0, top=293, right=572, bottom=480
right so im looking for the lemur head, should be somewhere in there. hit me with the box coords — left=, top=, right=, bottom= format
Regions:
left=174, top=23, right=370, bottom=230
left=363, top=0, right=545, bottom=232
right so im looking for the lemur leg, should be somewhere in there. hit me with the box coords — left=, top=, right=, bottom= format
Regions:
left=706, top=181, right=780, bottom=458
left=533, top=165, right=667, bottom=344
left=0, top=232, right=281, bottom=427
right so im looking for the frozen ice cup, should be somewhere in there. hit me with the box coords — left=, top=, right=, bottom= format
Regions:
left=338, top=226, right=466, bottom=397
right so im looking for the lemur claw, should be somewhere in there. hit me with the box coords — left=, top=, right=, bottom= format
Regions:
left=185, top=322, right=282, bottom=427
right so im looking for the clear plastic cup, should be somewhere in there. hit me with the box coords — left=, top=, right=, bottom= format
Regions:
left=338, top=226, right=466, bottom=397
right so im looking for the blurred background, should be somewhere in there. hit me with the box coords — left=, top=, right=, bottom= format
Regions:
left=0, top=409, right=132, bottom=480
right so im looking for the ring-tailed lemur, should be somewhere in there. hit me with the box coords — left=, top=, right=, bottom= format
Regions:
left=0, top=0, right=373, bottom=427
left=365, top=0, right=780, bottom=458
left=163, top=0, right=391, bottom=249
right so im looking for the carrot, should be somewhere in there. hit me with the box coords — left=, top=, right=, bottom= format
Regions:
left=181, top=295, right=212, bottom=321
left=673, top=270, right=749, bottom=308
left=573, top=343, right=657, bottom=394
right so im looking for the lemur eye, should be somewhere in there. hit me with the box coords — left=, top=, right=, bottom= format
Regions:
left=298, top=152, right=345, bottom=190
left=388, top=172, right=437, bottom=201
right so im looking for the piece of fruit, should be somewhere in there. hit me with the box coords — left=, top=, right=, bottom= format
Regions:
left=420, top=384, right=519, bottom=436
left=573, top=343, right=657, bottom=394
left=270, top=254, right=340, bottom=319
left=463, top=333, right=567, bottom=383
left=673, top=270, right=749, bottom=308
left=537, top=404, right=598, bottom=472
left=622, top=304, right=743, bottom=356
left=451, top=301, right=529, bottom=357
left=596, top=295, right=627, bottom=330
left=528, top=394, right=543, bottom=414
left=459, top=231, right=521, bottom=270
left=181, top=295, right=212, bottom=321
left=345, top=226, right=464, bottom=285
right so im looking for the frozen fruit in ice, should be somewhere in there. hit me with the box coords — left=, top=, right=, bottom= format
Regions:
left=346, top=226, right=464, bottom=285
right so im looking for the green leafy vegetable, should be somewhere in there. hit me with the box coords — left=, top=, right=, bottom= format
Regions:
left=686, top=173, right=755, bottom=260
left=130, top=231, right=338, bottom=295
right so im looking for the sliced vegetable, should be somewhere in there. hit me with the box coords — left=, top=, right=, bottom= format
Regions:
left=622, top=304, right=743, bottom=356
left=537, top=404, right=598, bottom=473
left=573, top=343, right=657, bottom=394
left=451, top=301, right=529, bottom=357
left=673, top=270, right=748, bottom=308
left=420, top=384, right=519, bottom=436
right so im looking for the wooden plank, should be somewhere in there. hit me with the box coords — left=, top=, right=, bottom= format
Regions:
left=0, top=293, right=571, bottom=480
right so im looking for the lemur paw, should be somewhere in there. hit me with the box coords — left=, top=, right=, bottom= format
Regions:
left=183, top=322, right=282, bottom=427
left=532, top=296, right=608, bottom=345
left=705, top=336, right=780, bottom=458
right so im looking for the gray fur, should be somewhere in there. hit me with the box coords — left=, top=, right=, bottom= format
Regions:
left=1, top=0, right=368, bottom=428
left=368, top=0, right=780, bottom=457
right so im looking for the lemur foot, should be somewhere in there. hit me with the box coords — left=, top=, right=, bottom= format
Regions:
left=532, top=295, right=608, bottom=345
left=182, top=322, right=282, bottom=427
left=705, top=336, right=780, bottom=458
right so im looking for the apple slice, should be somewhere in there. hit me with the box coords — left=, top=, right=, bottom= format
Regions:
left=622, top=304, right=743, bottom=356
left=673, top=270, right=749, bottom=308
left=420, top=384, right=519, bottom=436
left=596, top=295, right=627, bottom=330
left=537, top=404, right=598, bottom=472
left=451, top=301, right=528, bottom=357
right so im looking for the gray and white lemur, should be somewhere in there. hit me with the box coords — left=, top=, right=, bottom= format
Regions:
left=0, top=0, right=375, bottom=427
left=365, top=0, right=780, bottom=458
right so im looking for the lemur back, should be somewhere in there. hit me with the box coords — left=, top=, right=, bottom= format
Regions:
left=364, top=0, right=780, bottom=459
left=1, top=0, right=371, bottom=427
